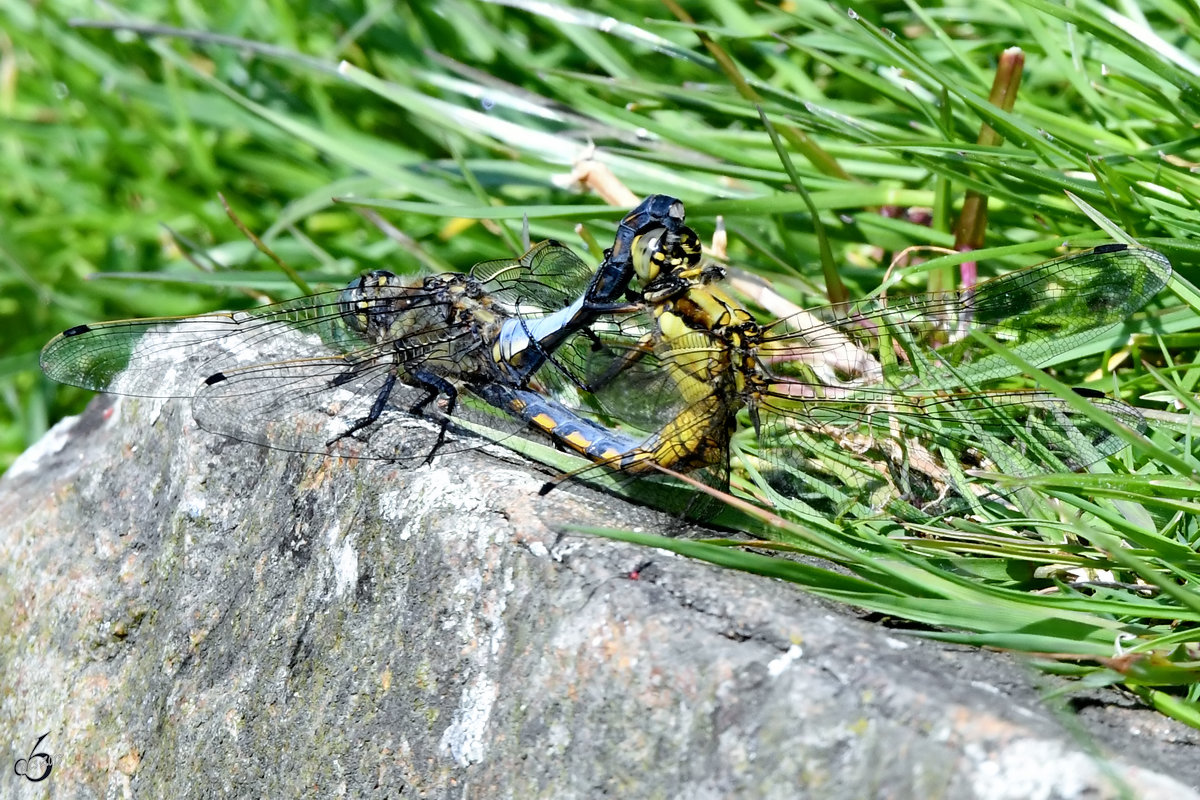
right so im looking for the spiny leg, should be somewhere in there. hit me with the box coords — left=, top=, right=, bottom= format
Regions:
left=327, top=368, right=399, bottom=447
left=407, top=368, right=459, bottom=465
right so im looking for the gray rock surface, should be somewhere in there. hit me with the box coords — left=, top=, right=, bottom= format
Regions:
left=2, top=388, right=1198, bottom=799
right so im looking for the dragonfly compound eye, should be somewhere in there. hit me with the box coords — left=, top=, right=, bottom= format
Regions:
left=660, top=226, right=703, bottom=269
left=339, top=270, right=407, bottom=337
left=631, top=228, right=667, bottom=283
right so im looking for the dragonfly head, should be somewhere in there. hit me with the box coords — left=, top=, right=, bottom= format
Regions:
left=339, top=269, right=431, bottom=339
left=631, top=222, right=704, bottom=286
left=590, top=195, right=689, bottom=303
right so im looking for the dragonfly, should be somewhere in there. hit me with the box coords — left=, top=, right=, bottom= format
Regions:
left=483, top=211, right=1173, bottom=519
left=39, top=196, right=691, bottom=465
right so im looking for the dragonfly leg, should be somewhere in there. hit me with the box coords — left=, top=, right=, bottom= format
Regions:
left=327, top=369, right=399, bottom=447
left=407, top=368, right=459, bottom=465
left=581, top=299, right=643, bottom=314
left=407, top=369, right=457, bottom=417
left=642, top=273, right=695, bottom=304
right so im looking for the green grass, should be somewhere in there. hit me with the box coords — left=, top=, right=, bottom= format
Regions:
left=4, top=0, right=1200, bottom=726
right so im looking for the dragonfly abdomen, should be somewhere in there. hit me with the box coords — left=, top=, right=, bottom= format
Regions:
left=475, top=383, right=655, bottom=471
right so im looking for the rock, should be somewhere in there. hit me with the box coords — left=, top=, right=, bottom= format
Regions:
left=3, top=384, right=1198, bottom=799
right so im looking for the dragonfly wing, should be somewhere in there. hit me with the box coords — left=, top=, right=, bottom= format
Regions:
left=40, top=312, right=267, bottom=398
left=550, top=310, right=691, bottom=430
left=472, top=240, right=595, bottom=312
left=757, top=383, right=1147, bottom=516
left=933, top=244, right=1170, bottom=384
left=763, top=244, right=1172, bottom=388
left=37, top=283, right=427, bottom=398
left=195, top=355, right=415, bottom=459
left=747, top=245, right=1169, bottom=515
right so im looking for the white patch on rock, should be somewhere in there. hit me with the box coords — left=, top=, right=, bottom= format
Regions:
left=967, top=738, right=1198, bottom=799
left=767, top=644, right=804, bottom=677
left=324, top=524, right=357, bottom=598
left=375, top=489, right=410, bottom=539
left=177, top=482, right=208, bottom=520
left=970, top=740, right=1089, bottom=799
left=7, top=414, right=79, bottom=478
left=968, top=680, right=1001, bottom=695
left=439, top=673, right=498, bottom=766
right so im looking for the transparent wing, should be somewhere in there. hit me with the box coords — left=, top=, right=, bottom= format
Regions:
left=471, top=240, right=596, bottom=312
left=192, top=354, right=435, bottom=461
left=39, top=283, right=456, bottom=398
left=759, top=244, right=1171, bottom=390
left=575, top=244, right=1170, bottom=408
left=752, top=385, right=1146, bottom=517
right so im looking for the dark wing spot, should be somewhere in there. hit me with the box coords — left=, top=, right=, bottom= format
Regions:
left=63, top=324, right=92, bottom=337
left=204, top=372, right=228, bottom=386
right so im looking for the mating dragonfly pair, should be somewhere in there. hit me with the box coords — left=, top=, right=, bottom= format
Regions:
left=41, top=197, right=1172, bottom=519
